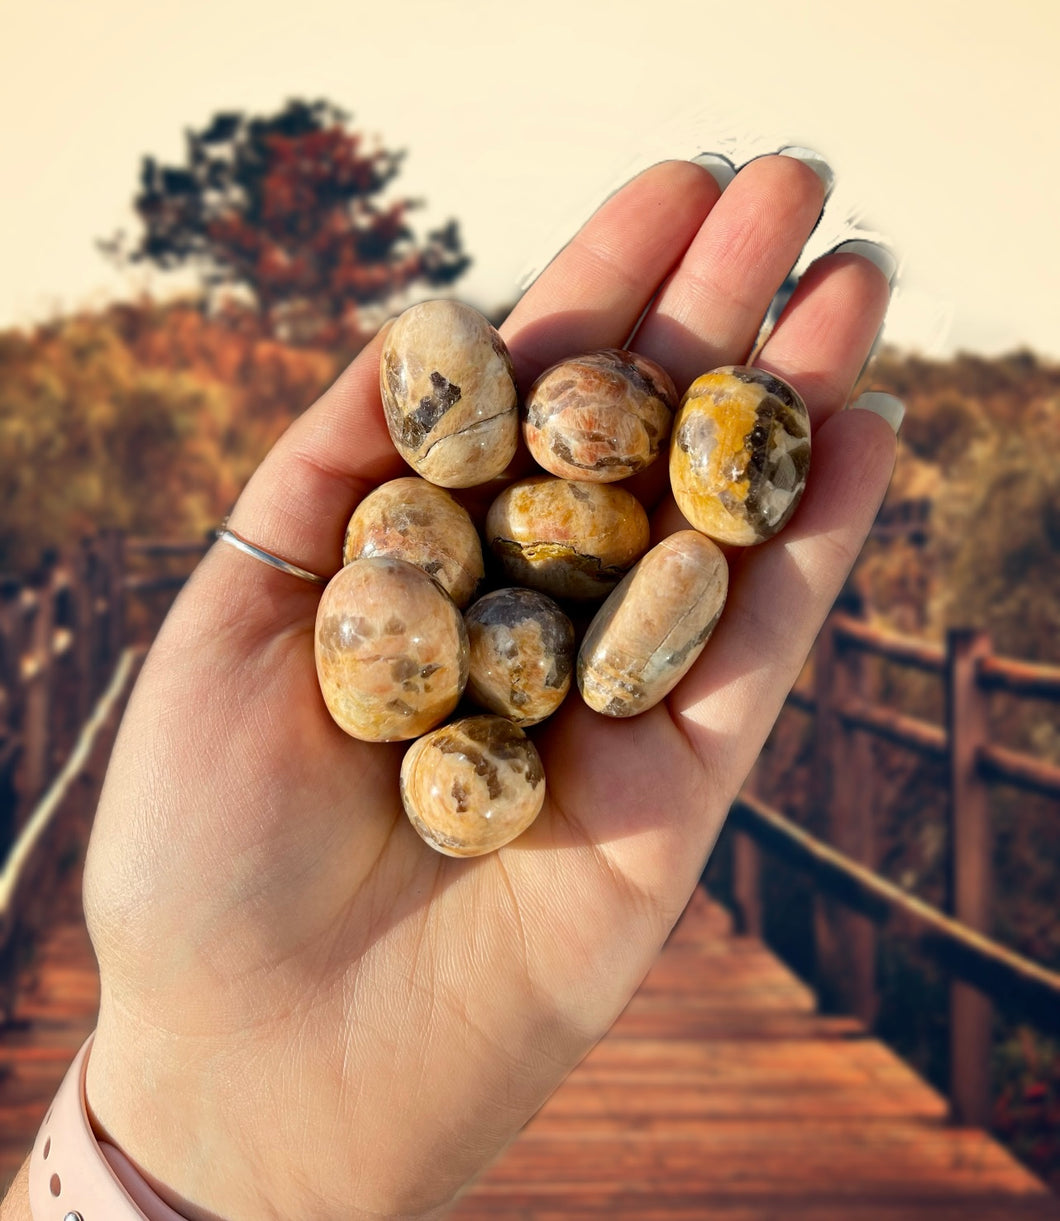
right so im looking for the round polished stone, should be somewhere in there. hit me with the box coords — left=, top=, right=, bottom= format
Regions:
left=315, top=557, right=468, bottom=742
left=523, top=348, right=677, bottom=482
left=400, top=715, right=546, bottom=856
left=578, top=531, right=728, bottom=717
left=669, top=365, right=810, bottom=545
left=485, top=476, right=650, bottom=601
left=465, top=587, right=574, bottom=726
left=342, top=477, right=484, bottom=609
left=380, top=300, right=518, bottom=488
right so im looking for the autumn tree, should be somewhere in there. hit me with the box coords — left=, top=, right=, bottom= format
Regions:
left=103, top=99, right=470, bottom=344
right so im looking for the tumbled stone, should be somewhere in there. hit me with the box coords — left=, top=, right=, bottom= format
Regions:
left=400, top=715, right=546, bottom=856
left=669, top=365, right=810, bottom=545
left=315, top=557, right=468, bottom=742
left=342, top=477, right=484, bottom=609
left=380, top=300, right=518, bottom=488
left=578, top=530, right=728, bottom=717
left=465, top=587, right=575, bottom=726
left=485, top=476, right=650, bottom=601
left=523, top=348, right=677, bottom=482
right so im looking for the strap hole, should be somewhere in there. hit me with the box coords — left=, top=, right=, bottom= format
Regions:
left=50, top=1172, right=62, bottom=1196
left=43, top=1138, right=51, bottom=1159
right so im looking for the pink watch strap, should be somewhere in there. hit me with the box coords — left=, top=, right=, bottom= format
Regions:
left=29, top=1034, right=190, bottom=1221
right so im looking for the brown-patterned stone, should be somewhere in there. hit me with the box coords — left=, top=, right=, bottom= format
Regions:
left=669, top=365, right=811, bottom=545
left=578, top=530, right=728, bottom=717
left=400, top=715, right=546, bottom=856
left=315, top=557, right=468, bottom=742
left=465, top=587, right=575, bottom=726
left=342, top=477, right=484, bottom=609
left=380, top=300, right=518, bottom=488
left=523, top=349, right=677, bottom=482
left=485, top=476, right=650, bottom=601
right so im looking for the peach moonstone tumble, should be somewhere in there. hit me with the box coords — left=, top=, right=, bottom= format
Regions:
left=670, top=365, right=811, bottom=545
left=578, top=531, right=729, bottom=717
left=342, top=476, right=484, bottom=609
left=485, top=476, right=650, bottom=601
left=465, top=587, right=575, bottom=726
left=400, top=715, right=546, bottom=857
left=523, top=349, right=677, bottom=481
left=315, top=556, right=469, bottom=742
left=380, top=300, right=518, bottom=488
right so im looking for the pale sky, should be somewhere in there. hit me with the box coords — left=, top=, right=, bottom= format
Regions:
left=3, top=0, right=1058, bottom=358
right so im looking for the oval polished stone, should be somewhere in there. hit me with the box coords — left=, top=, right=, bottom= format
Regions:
left=315, top=557, right=468, bottom=742
left=485, top=476, right=650, bottom=601
left=400, top=715, right=546, bottom=856
left=578, top=530, right=728, bottom=717
left=380, top=300, right=518, bottom=488
left=523, top=349, right=677, bottom=482
left=342, top=477, right=484, bottom=609
left=669, top=366, right=811, bottom=545
left=465, top=587, right=575, bottom=726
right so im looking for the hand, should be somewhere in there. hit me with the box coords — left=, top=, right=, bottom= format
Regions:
left=77, top=155, right=896, bottom=1220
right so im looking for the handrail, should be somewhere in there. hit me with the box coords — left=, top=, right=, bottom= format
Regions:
left=832, top=613, right=946, bottom=674
left=0, top=647, right=139, bottom=953
left=730, top=792, right=1060, bottom=1033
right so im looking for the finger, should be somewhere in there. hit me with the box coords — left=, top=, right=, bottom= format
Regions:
left=755, top=244, right=895, bottom=428
left=672, top=406, right=899, bottom=821
left=650, top=238, right=896, bottom=543
left=500, top=159, right=722, bottom=389
left=191, top=162, right=722, bottom=614
left=632, top=154, right=827, bottom=392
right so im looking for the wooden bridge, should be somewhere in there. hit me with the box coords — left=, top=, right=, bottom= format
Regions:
left=2, top=534, right=1060, bottom=1216
left=1, top=831, right=1056, bottom=1218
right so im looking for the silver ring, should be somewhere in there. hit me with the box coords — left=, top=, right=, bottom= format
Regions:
left=215, top=528, right=329, bottom=587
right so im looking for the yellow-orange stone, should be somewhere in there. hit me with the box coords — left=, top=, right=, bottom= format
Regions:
left=669, top=366, right=810, bottom=545
left=485, top=476, right=650, bottom=601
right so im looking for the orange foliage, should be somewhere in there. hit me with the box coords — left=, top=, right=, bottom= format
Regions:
left=0, top=298, right=345, bottom=571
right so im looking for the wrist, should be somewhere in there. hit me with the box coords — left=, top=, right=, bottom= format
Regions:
left=28, top=1035, right=191, bottom=1221
left=85, top=1018, right=461, bottom=1221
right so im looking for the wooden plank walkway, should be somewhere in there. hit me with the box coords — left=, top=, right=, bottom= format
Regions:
left=2, top=872, right=1057, bottom=1218
left=454, top=889, right=1059, bottom=1219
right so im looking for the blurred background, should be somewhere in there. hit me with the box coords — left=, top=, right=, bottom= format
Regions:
left=1, top=0, right=1058, bottom=1205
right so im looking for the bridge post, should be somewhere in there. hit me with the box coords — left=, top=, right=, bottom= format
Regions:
left=732, top=762, right=763, bottom=938
left=812, top=608, right=878, bottom=1024
left=946, top=626, right=993, bottom=1128
left=19, top=569, right=56, bottom=826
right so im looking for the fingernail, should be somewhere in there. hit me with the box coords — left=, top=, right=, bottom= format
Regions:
left=690, top=152, right=736, bottom=191
left=848, top=391, right=905, bottom=433
left=777, top=145, right=835, bottom=200
left=831, top=239, right=899, bottom=286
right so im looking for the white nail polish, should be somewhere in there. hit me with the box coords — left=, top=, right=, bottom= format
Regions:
left=777, top=146, right=835, bottom=200
left=832, top=239, right=899, bottom=286
left=690, top=152, right=736, bottom=191
left=848, top=392, right=905, bottom=433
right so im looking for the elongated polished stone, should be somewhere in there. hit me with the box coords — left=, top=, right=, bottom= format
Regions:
left=523, top=349, right=677, bottom=482
left=578, top=531, right=728, bottom=717
left=342, top=477, right=484, bottom=609
left=485, top=476, right=650, bottom=601
left=315, top=557, right=468, bottom=742
left=380, top=300, right=518, bottom=488
left=465, top=587, right=575, bottom=726
left=669, top=366, right=810, bottom=545
left=400, top=715, right=546, bottom=856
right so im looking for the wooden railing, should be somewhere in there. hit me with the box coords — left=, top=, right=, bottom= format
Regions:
left=730, top=608, right=1060, bottom=1129
left=2, top=525, right=1059, bottom=1142
left=0, top=534, right=207, bottom=1015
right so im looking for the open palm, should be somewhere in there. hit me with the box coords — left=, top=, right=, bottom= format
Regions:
left=81, top=156, right=896, bottom=1221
